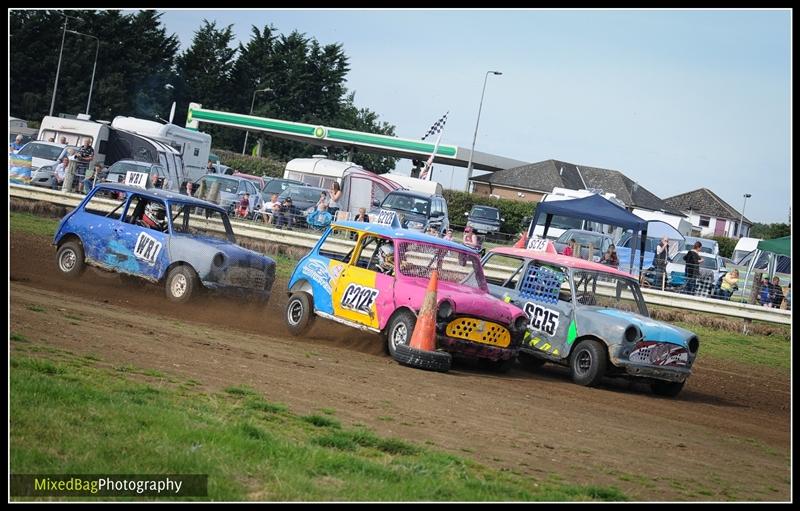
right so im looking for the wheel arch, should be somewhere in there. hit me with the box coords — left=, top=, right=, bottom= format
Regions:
left=289, top=279, right=314, bottom=296
left=163, top=261, right=199, bottom=284
left=381, top=305, right=417, bottom=335
left=56, top=232, right=82, bottom=249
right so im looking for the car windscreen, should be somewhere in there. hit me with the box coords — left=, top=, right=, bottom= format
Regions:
left=558, top=231, right=606, bottom=247
left=168, top=202, right=235, bottom=242
left=382, top=194, right=430, bottom=215
left=396, top=241, right=486, bottom=290
left=571, top=269, right=648, bottom=316
left=264, top=180, right=301, bottom=195
left=471, top=206, right=499, bottom=220
left=200, top=176, right=239, bottom=194
left=17, top=143, right=64, bottom=160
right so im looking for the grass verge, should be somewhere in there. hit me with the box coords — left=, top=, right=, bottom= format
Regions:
left=10, top=344, right=627, bottom=502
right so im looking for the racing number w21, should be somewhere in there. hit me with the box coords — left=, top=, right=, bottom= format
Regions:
left=523, top=302, right=560, bottom=336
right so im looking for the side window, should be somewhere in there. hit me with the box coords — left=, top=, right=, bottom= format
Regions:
left=483, top=254, right=526, bottom=288
left=520, top=262, right=570, bottom=304
left=237, top=181, right=246, bottom=194
left=440, top=198, right=448, bottom=216
left=354, top=235, right=390, bottom=271
left=317, top=227, right=356, bottom=263
left=125, top=196, right=168, bottom=232
left=83, top=190, right=128, bottom=219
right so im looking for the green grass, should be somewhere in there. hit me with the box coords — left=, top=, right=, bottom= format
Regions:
left=10, top=347, right=628, bottom=502
left=674, top=322, right=791, bottom=371
left=10, top=211, right=61, bottom=237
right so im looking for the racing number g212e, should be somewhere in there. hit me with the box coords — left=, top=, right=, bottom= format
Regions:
left=340, top=283, right=379, bottom=314
left=523, top=302, right=560, bottom=336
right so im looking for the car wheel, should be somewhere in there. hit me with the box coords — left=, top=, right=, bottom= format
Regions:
left=56, top=241, right=86, bottom=278
left=651, top=380, right=685, bottom=397
left=385, top=309, right=416, bottom=358
left=518, top=351, right=546, bottom=371
left=569, top=339, right=607, bottom=387
left=165, top=265, right=197, bottom=303
left=285, top=292, right=315, bottom=336
left=393, top=342, right=452, bottom=372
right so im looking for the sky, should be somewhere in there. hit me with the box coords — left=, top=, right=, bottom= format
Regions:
left=155, top=8, right=791, bottom=224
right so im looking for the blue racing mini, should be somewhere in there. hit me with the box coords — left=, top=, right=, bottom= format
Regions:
left=53, top=183, right=276, bottom=303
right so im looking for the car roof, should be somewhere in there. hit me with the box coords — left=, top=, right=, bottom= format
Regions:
left=108, top=159, right=158, bottom=168
left=332, top=221, right=475, bottom=252
left=489, top=246, right=636, bottom=278
left=386, top=189, right=437, bottom=199
left=559, top=229, right=610, bottom=237
left=23, top=141, right=69, bottom=149
left=93, top=183, right=226, bottom=210
left=285, top=185, right=325, bottom=193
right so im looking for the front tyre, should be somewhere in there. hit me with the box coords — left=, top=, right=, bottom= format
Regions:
left=570, top=340, right=607, bottom=387
left=385, top=310, right=417, bottom=358
left=56, top=241, right=86, bottom=279
left=286, top=293, right=315, bottom=336
left=165, top=265, right=197, bottom=303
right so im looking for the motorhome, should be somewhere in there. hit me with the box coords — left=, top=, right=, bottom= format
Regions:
left=531, top=187, right=627, bottom=240
left=732, top=237, right=762, bottom=264
left=37, top=114, right=110, bottom=166
left=110, top=116, right=211, bottom=184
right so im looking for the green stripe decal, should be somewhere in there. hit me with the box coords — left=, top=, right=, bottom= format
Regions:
left=567, top=320, right=578, bottom=345
left=188, top=107, right=457, bottom=157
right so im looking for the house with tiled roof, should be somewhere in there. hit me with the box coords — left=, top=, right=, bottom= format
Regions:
left=470, top=159, right=684, bottom=216
left=663, top=188, right=752, bottom=238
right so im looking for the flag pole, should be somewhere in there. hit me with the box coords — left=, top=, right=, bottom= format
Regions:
left=421, top=130, right=444, bottom=181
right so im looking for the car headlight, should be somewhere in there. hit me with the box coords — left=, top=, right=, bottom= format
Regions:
left=212, top=252, right=225, bottom=267
left=437, top=300, right=454, bottom=321
left=513, top=315, right=529, bottom=332
left=407, top=221, right=424, bottom=230
left=624, top=325, right=641, bottom=343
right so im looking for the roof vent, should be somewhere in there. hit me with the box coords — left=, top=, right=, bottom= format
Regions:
left=76, top=113, right=92, bottom=120
left=312, top=154, right=327, bottom=159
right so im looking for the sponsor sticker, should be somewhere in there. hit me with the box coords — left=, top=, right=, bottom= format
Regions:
left=340, top=283, right=379, bottom=314
left=133, top=232, right=162, bottom=265
left=301, top=259, right=333, bottom=294
left=523, top=302, right=560, bottom=336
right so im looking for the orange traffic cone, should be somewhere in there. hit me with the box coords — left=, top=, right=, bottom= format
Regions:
left=409, top=270, right=439, bottom=352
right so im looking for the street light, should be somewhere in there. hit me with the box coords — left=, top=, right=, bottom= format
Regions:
left=739, top=193, right=752, bottom=237
left=66, top=29, right=99, bottom=115
left=49, top=14, right=83, bottom=117
left=465, top=70, right=502, bottom=191
left=242, top=88, right=272, bottom=155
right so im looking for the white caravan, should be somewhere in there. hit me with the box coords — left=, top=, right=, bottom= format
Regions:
left=37, top=115, right=110, bottom=166
left=732, top=237, right=762, bottom=264
left=111, top=116, right=211, bottom=184
left=631, top=208, right=693, bottom=237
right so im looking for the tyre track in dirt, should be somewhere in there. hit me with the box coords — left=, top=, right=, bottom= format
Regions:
left=9, top=231, right=791, bottom=501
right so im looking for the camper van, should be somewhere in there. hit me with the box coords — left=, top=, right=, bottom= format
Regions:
left=37, top=115, right=109, bottom=166
left=110, top=116, right=211, bottom=184
left=732, top=237, right=762, bottom=264
left=531, top=188, right=626, bottom=240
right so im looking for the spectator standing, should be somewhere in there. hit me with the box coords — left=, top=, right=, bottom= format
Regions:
left=769, top=276, right=784, bottom=309
left=654, top=237, right=670, bottom=286
left=52, top=157, right=69, bottom=190
left=683, top=241, right=704, bottom=294
left=758, top=278, right=771, bottom=306
left=328, top=182, right=342, bottom=217
left=82, top=163, right=97, bottom=193
left=74, top=137, right=94, bottom=192
left=783, top=284, right=791, bottom=310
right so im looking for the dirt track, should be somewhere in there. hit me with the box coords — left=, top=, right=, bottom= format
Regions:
left=9, top=231, right=791, bottom=501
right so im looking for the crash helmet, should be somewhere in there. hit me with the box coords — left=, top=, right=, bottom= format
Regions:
left=377, top=242, right=395, bottom=272
left=142, top=202, right=167, bottom=231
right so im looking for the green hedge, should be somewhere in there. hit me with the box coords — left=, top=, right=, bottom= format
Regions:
left=213, top=148, right=286, bottom=178
left=442, top=190, right=536, bottom=235
left=709, top=236, right=736, bottom=259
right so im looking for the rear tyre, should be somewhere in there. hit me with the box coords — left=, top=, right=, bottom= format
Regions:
left=286, top=293, right=315, bottom=336
left=56, top=241, right=86, bottom=279
left=570, top=340, right=607, bottom=387
left=165, top=265, right=197, bottom=303
left=651, top=380, right=685, bottom=397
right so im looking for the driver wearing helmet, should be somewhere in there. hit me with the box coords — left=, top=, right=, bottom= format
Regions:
left=141, top=202, right=167, bottom=232
left=376, top=241, right=395, bottom=275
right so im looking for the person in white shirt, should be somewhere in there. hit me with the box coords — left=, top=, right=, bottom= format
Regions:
left=258, top=193, right=280, bottom=224
left=52, top=157, right=69, bottom=190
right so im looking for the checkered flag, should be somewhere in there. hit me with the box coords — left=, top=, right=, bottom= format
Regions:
left=421, top=111, right=449, bottom=141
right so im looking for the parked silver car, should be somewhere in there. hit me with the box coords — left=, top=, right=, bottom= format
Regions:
left=553, top=229, right=614, bottom=262
left=666, top=250, right=727, bottom=287
left=22, top=141, right=77, bottom=188
left=193, top=174, right=263, bottom=217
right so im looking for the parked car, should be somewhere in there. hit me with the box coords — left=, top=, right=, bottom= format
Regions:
left=284, top=222, right=528, bottom=370
left=20, top=141, right=76, bottom=188
left=261, top=178, right=307, bottom=199
left=53, top=183, right=276, bottom=303
left=233, top=171, right=266, bottom=191
left=682, top=236, right=719, bottom=256
left=665, top=250, right=727, bottom=289
left=481, top=244, right=699, bottom=396
left=276, top=185, right=328, bottom=228
left=103, top=159, right=176, bottom=191
left=374, top=190, right=449, bottom=236
left=553, top=229, right=614, bottom=262
left=465, top=205, right=503, bottom=236
left=193, top=174, right=263, bottom=218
